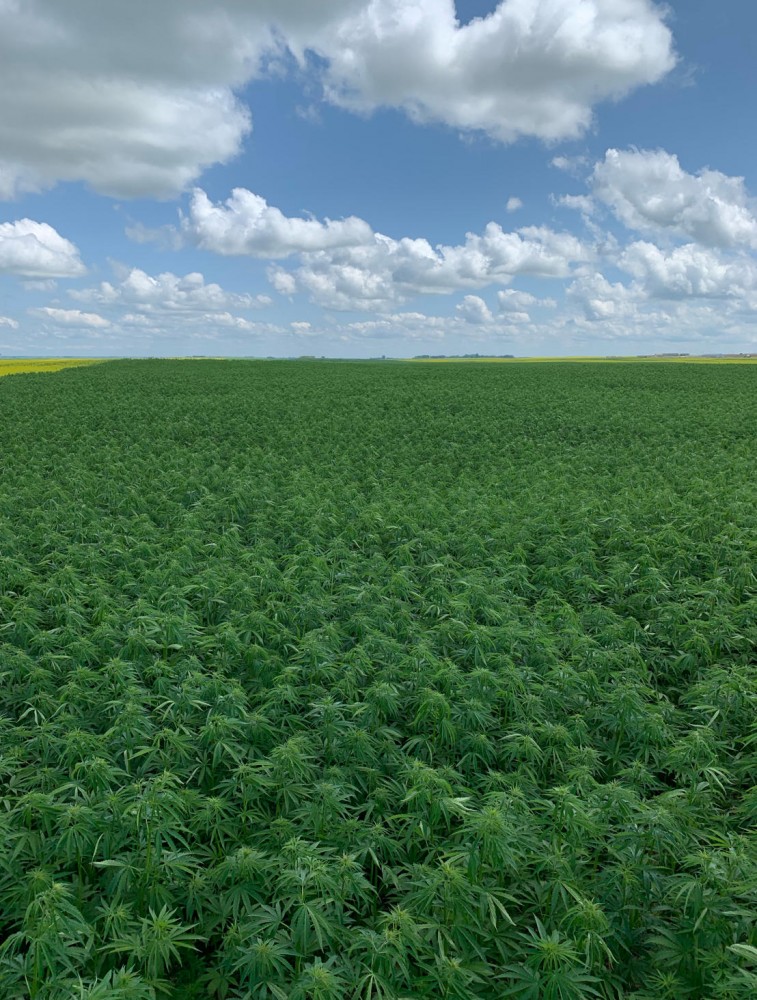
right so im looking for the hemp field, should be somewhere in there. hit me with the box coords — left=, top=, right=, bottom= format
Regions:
left=0, top=359, right=755, bottom=999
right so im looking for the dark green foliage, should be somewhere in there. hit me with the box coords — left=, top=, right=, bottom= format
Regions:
left=0, top=359, right=756, bottom=998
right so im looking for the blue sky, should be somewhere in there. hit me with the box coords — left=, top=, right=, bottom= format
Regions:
left=1, top=0, right=756, bottom=358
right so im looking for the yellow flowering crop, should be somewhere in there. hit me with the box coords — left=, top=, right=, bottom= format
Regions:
left=0, top=358, right=104, bottom=378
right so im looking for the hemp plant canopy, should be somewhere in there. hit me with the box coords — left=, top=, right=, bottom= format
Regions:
left=0, top=359, right=755, bottom=999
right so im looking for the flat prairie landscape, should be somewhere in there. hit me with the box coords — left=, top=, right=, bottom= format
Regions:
left=1, top=359, right=756, bottom=999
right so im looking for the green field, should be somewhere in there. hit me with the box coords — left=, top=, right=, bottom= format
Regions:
left=1, top=359, right=756, bottom=999
left=408, top=355, right=757, bottom=363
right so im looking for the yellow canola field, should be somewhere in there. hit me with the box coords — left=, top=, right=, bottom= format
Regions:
left=0, top=358, right=105, bottom=378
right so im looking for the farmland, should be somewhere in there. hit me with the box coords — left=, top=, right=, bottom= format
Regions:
left=408, top=355, right=757, bottom=364
left=0, top=359, right=104, bottom=378
left=0, top=359, right=756, bottom=999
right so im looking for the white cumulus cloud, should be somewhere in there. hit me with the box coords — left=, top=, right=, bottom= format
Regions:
left=344, top=311, right=448, bottom=341
left=31, top=307, right=110, bottom=328
left=0, top=1, right=675, bottom=198
left=456, top=295, right=493, bottom=324
left=0, top=2, right=267, bottom=198
left=0, top=0, right=368, bottom=199
left=0, top=219, right=86, bottom=277
left=568, top=271, right=639, bottom=320
left=498, top=288, right=537, bottom=311
left=312, top=0, right=675, bottom=143
left=270, top=222, right=590, bottom=309
left=185, top=188, right=374, bottom=257
left=619, top=242, right=757, bottom=299
left=71, top=266, right=271, bottom=312
left=592, top=148, right=757, bottom=248
left=0, top=315, right=19, bottom=329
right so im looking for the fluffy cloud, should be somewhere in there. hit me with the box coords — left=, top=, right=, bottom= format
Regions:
left=23, top=304, right=286, bottom=352
left=198, top=312, right=266, bottom=332
left=506, top=197, right=523, bottom=213
left=562, top=290, right=757, bottom=348
left=0, top=315, right=19, bottom=329
left=455, top=292, right=538, bottom=326
left=619, top=242, right=757, bottom=299
left=0, top=219, right=86, bottom=277
left=551, top=147, right=757, bottom=327
left=312, top=0, right=675, bottom=143
left=343, top=311, right=448, bottom=341
left=270, top=222, right=590, bottom=308
left=291, top=285, right=757, bottom=352
left=31, top=307, right=110, bottom=328
left=566, top=245, right=757, bottom=339
left=497, top=288, right=554, bottom=311
left=290, top=321, right=313, bottom=334
left=568, top=271, right=639, bottom=320
left=0, top=1, right=369, bottom=199
left=456, top=295, right=493, bottom=324
left=185, top=188, right=374, bottom=257
left=592, top=149, right=757, bottom=248
left=115, top=311, right=280, bottom=338
left=497, top=289, right=559, bottom=323
left=0, top=1, right=674, bottom=198
left=299, top=302, right=566, bottom=347
left=0, top=3, right=262, bottom=198
left=59, top=266, right=278, bottom=343
left=71, top=267, right=271, bottom=312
